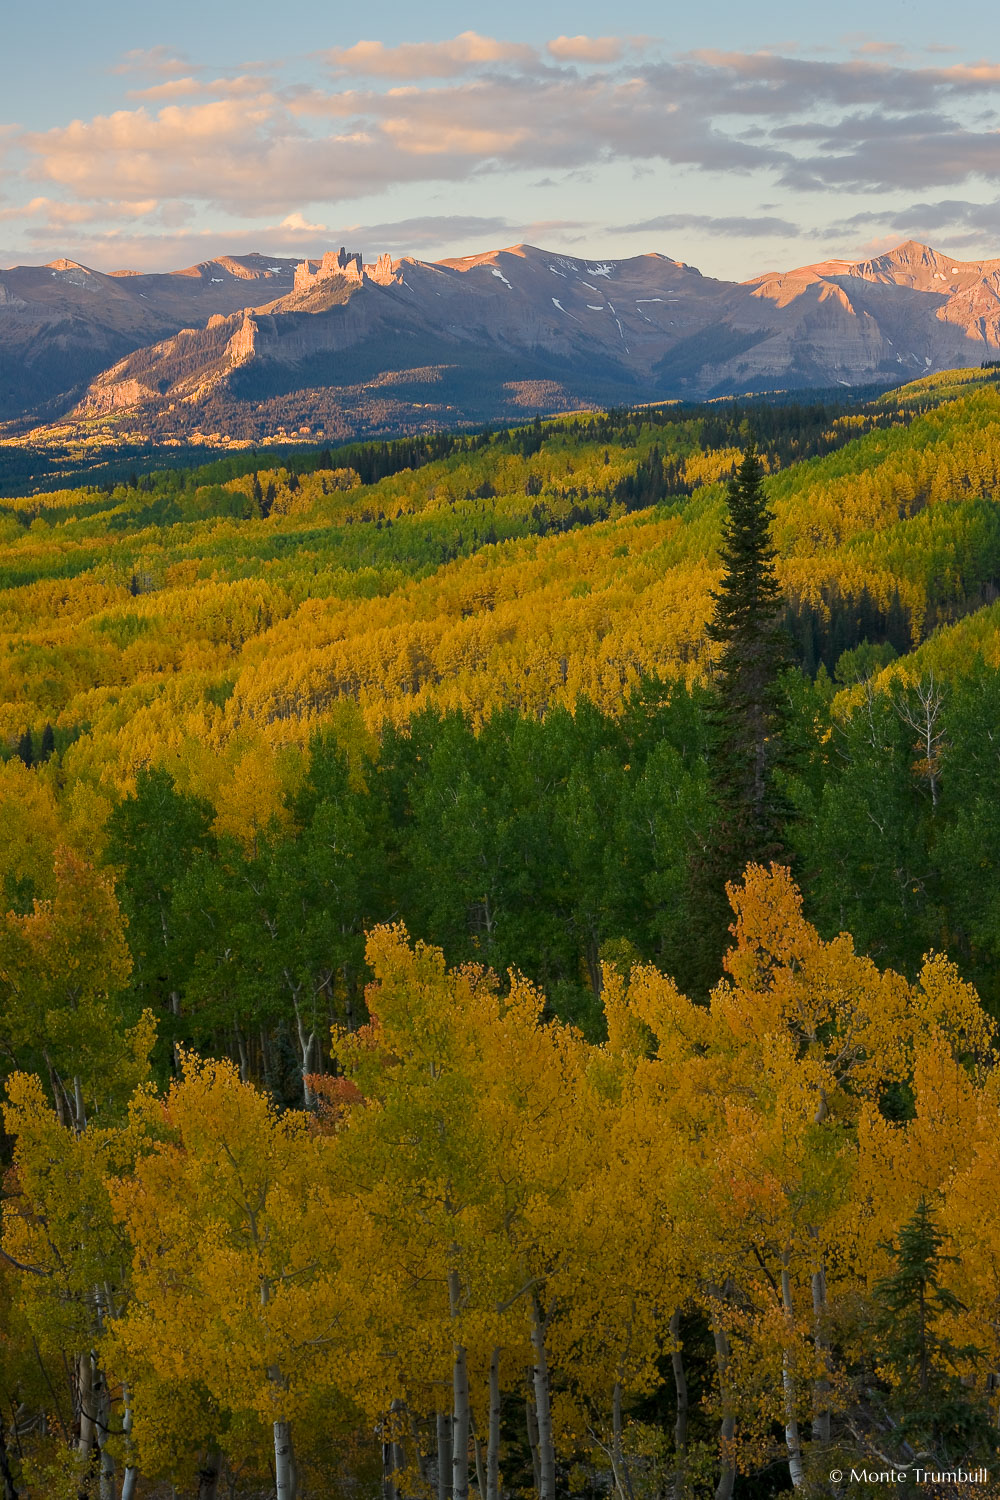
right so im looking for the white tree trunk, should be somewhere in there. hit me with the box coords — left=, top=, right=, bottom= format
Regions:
left=449, top=1270, right=470, bottom=1500
left=611, top=1377, right=635, bottom=1500
left=670, top=1308, right=689, bottom=1480
left=273, top=1419, right=296, bottom=1500
left=77, top=1352, right=96, bottom=1459
left=525, top=1394, right=541, bottom=1495
left=811, top=1260, right=832, bottom=1445
left=780, top=1256, right=806, bottom=1491
left=436, top=1413, right=453, bottom=1500
left=289, top=983, right=318, bottom=1109
left=472, top=1428, right=486, bottom=1500
left=452, top=1346, right=470, bottom=1499
left=120, top=1384, right=138, bottom=1500
left=530, top=1296, right=556, bottom=1500
left=386, top=1398, right=405, bottom=1500
left=486, top=1348, right=501, bottom=1500
left=95, top=1366, right=115, bottom=1500
left=72, top=1076, right=89, bottom=1134
left=711, top=1317, right=736, bottom=1500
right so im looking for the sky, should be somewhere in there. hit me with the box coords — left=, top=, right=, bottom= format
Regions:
left=4, top=0, right=1000, bottom=281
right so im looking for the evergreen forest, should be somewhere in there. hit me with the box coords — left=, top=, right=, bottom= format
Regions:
left=4, top=368, right=1000, bottom=1498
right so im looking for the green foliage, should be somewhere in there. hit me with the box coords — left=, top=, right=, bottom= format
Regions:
left=706, top=445, right=790, bottom=881
left=871, top=1199, right=993, bottom=1462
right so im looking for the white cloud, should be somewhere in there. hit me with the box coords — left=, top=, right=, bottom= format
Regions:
left=546, top=36, right=623, bottom=63
left=280, top=211, right=328, bottom=233
left=111, top=47, right=198, bottom=78
left=325, top=33, right=537, bottom=79
left=9, top=38, right=1000, bottom=271
left=128, top=74, right=274, bottom=103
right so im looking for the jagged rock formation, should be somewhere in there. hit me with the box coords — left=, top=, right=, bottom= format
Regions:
left=0, top=253, right=298, bottom=425
left=293, top=248, right=399, bottom=293
left=7, top=239, right=1000, bottom=440
left=294, top=247, right=364, bottom=292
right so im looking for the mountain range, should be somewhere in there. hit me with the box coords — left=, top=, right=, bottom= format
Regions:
left=3, top=239, right=1000, bottom=441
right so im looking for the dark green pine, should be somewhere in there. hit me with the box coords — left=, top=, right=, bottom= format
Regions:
left=872, top=1198, right=994, bottom=1463
left=706, top=445, right=789, bottom=876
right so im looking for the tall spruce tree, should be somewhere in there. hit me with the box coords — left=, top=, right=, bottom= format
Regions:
left=706, top=445, right=789, bottom=875
left=871, top=1199, right=993, bottom=1463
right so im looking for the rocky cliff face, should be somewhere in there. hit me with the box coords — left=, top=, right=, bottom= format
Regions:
left=8, top=239, right=1000, bottom=439
left=0, top=254, right=298, bottom=425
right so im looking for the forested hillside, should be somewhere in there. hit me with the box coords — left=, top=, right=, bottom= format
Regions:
left=4, top=372, right=1000, bottom=1498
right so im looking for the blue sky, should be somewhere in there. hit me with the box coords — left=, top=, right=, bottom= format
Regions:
left=3, top=1, right=1000, bottom=279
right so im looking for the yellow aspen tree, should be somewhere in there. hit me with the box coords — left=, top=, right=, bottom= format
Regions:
left=0, top=848, right=146, bottom=1129
left=107, top=1055, right=353, bottom=1500
left=1, top=1071, right=154, bottom=1499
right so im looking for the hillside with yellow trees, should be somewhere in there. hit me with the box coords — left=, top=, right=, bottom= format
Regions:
left=5, top=372, right=1000, bottom=1497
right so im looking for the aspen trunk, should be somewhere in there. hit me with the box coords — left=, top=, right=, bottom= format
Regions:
left=711, top=1318, right=736, bottom=1500
left=290, top=987, right=318, bottom=1110
left=383, top=1398, right=407, bottom=1500
left=409, top=1411, right=432, bottom=1492
left=197, top=1448, right=223, bottom=1500
left=120, top=1385, right=138, bottom=1500
left=472, top=1428, right=486, bottom=1500
left=381, top=1438, right=397, bottom=1500
left=436, top=1414, right=453, bottom=1500
left=486, top=1348, right=501, bottom=1500
left=235, top=1026, right=250, bottom=1082
left=77, top=1352, right=96, bottom=1459
left=261, top=1028, right=275, bottom=1096
left=530, top=1296, right=556, bottom=1500
left=780, top=1256, right=806, bottom=1491
left=391, top=1398, right=406, bottom=1498
left=407, top=1410, right=434, bottom=1494
left=273, top=1420, right=296, bottom=1500
left=525, top=1393, right=541, bottom=1496
left=611, top=1378, right=635, bottom=1500
left=449, top=1269, right=470, bottom=1500
left=811, top=1260, right=832, bottom=1446
left=452, top=1347, right=470, bottom=1499
left=73, top=1077, right=88, bottom=1134
left=44, top=1053, right=70, bottom=1130
left=670, top=1308, right=689, bottom=1465
left=95, top=1366, right=115, bottom=1500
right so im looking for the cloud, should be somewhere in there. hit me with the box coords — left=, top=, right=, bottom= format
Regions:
left=778, top=121, right=1000, bottom=192
left=11, top=39, right=1000, bottom=270
left=7, top=212, right=598, bottom=273
left=129, top=74, right=274, bottom=102
left=852, top=41, right=906, bottom=58
left=615, top=212, right=800, bottom=237
left=280, top=211, right=328, bottom=234
left=337, top=213, right=518, bottom=245
left=0, top=195, right=159, bottom=227
left=546, top=36, right=623, bottom=64
left=325, top=33, right=537, bottom=79
left=822, top=196, right=1000, bottom=240
left=23, top=72, right=793, bottom=220
left=111, top=47, right=197, bottom=78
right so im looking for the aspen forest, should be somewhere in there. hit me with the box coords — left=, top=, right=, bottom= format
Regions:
left=6, top=367, right=1000, bottom=1498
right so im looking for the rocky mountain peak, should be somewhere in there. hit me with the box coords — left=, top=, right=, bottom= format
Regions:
left=45, top=258, right=95, bottom=274
left=8, top=236, right=1000, bottom=439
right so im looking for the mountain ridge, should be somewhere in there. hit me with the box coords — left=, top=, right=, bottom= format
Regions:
left=4, top=239, right=1000, bottom=442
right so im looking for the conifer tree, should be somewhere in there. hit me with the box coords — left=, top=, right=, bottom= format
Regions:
left=872, top=1198, right=993, bottom=1463
left=706, top=446, right=788, bottom=873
